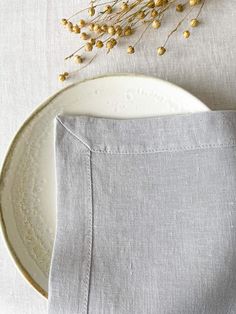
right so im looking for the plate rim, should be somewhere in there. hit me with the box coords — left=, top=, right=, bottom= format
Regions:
left=0, top=73, right=209, bottom=299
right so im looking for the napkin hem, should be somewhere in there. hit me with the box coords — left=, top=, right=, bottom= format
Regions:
left=56, top=113, right=236, bottom=155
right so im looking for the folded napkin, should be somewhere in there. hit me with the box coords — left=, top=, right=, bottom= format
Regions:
left=49, top=111, right=236, bottom=314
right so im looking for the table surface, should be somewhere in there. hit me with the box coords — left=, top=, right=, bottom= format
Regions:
left=0, top=1, right=235, bottom=313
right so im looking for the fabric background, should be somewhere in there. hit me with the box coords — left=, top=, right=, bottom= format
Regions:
left=0, top=0, right=236, bottom=313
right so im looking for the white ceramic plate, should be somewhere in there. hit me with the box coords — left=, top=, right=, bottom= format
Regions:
left=0, top=74, right=209, bottom=298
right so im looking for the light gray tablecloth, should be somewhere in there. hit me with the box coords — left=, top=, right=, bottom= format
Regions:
left=0, top=1, right=236, bottom=313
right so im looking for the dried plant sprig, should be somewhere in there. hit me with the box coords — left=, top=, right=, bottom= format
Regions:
left=58, top=0, right=207, bottom=81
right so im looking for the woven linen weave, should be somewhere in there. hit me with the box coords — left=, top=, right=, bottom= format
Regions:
left=49, top=111, right=236, bottom=314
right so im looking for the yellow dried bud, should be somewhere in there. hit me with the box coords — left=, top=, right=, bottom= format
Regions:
left=79, top=19, right=86, bottom=28
left=58, top=74, right=65, bottom=81
left=89, top=23, right=95, bottom=31
left=147, top=1, right=155, bottom=8
left=93, top=24, right=100, bottom=32
left=108, top=26, right=116, bottom=35
left=152, top=19, right=161, bottom=29
left=96, top=40, right=104, bottom=48
left=88, top=6, right=95, bottom=16
left=85, top=42, right=93, bottom=51
left=189, top=0, right=199, bottom=6
left=127, top=46, right=135, bottom=54
left=155, top=0, right=163, bottom=7
left=106, top=40, right=115, bottom=49
left=72, top=24, right=80, bottom=33
left=67, top=21, right=73, bottom=31
left=151, top=9, right=158, bottom=18
left=110, top=38, right=117, bottom=46
left=90, top=38, right=96, bottom=45
left=157, top=46, right=166, bottom=55
left=61, top=18, right=68, bottom=26
left=101, top=24, right=108, bottom=32
left=124, top=26, right=132, bottom=36
left=116, top=29, right=123, bottom=36
left=104, top=5, right=112, bottom=14
left=74, top=55, right=83, bottom=64
left=183, top=30, right=190, bottom=38
left=121, top=2, right=129, bottom=11
left=137, top=10, right=145, bottom=19
left=176, top=4, right=184, bottom=12
left=80, top=32, right=89, bottom=40
left=190, top=18, right=199, bottom=27
left=155, top=0, right=168, bottom=6
left=94, top=25, right=102, bottom=33
left=116, top=25, right=123, bottom=36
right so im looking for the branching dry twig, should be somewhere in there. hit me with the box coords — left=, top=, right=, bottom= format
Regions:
left=58, top=0, right=207, bottom=81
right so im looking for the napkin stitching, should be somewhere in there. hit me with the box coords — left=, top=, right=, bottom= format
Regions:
left=56, top=116, right=92, bottom=151
left=81, top=151, right=93, bottom=314
left=90, top=143, right=236, bottom=154
left=57, top=116, right=236, bottom=154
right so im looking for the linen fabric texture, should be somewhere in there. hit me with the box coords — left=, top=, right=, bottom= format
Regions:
left=1, top=1, right=236, bottom=313
left=49, top=111, right=236, bottom=314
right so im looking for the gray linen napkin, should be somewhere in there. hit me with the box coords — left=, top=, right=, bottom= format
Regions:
left=49, top=111, right=236, bottom=314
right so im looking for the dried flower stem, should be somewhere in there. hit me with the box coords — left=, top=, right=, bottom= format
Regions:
left=133, top=20, right=152, bottom=47
left=58, top=0, right=208, bottom=81
left=163, top=6, right=194, bottom=47
left=67, top=0, right=117, bottom=20
left=196, top=0, right=206, bottom=18
left=70, top=53, right=98, bottom=75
